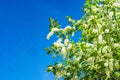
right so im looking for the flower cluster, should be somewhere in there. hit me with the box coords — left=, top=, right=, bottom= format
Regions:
left=46, top=0, right=120, bottom=80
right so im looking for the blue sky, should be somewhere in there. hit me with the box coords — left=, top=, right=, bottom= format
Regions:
left=0, top=0, right=85, bottom=80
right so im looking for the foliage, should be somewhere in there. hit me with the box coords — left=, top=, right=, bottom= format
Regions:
left=46, top=0, right=120, bottom=80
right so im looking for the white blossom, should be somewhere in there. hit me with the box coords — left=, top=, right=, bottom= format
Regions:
left=104, top=62, right=108, bottom=67
left=66, top=73, right=71, bottom=76
left=88, top=15, right=94, bottom=21
left=64, top=39, right=69, bottom=46
left=48, top=66, right=53, bottom=70
left=98, top=34, right=103, bottom=43
left=57, top=63, right=62, bottom=67
left=51, top=28, right=59, bottom=32
left=88, top=57, right=95, bottom=67
left=90, top=15, right=94, bottom=19
left=97, top=23, right=102, bottom=29
left=106, top=69, right=110, bottom=78
left=83, top=23, right=89, bottom=28
left=102, top=46, right=108, bottom=53
left=67, top=43, right=72, bottom=50
left=75, top=76, right=78, bottom=79
left=76, top=20, right=81, bottom=24
left=109, top=59, right=113, bottom=71
left=61, top=70, right=66, bottom=75
left=86, top=43, right=94, bottom=47
left=110, top=37, right=114, bottom=42
left=105, top=29, right=109, bottom=33
left=98, top=34, right=106, bottom=44
left=97, top=23, right=102, bottom=32
left=63, top=25, right=72, bottom=32
left=92, top=28, right=98, bottom=34
left=108, top=12, right=113, bottom=19
left=47, top=31, right=54, bottom=40
left=92, top=6, right=99, bottom=12
left=57, top=38, right=62, bottom=42
left=47, top=28, right=60, bottom=40
left=68, top=18, right=72, bottom=22
left=56, top=72, right=61, bottom=78
left=113, top=2, right=120, bottom=8
left=113, top=43, right=120, bottom=48
left=110, top=58, right=114, bottom=61
left=54, top=38, right=64, bottom=47
left=75, top=57, right=80, bottom=62
left=115, top=60, right=119, bottom=69
left=54, top=42, right=64, bottom=47
left=61, top=46, right=66, bottom=54
left=109, top=62, right=113, bottom=71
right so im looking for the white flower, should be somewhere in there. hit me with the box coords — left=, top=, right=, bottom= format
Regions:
left=109, top=59, right=113, bottom=71
left=97, top=23, right=102, bottom=32
left=102, top=46, right=108, bottom=53
left=57, top=38, right=62, bottom=43
left=98, top=34, right=106, bottom=44
left=113, top=2, right=120, bottom=8
left=66, top=73, right=71, bottom=76
left=56, top=72, right=61, bottom=78
left=106, top=69, right=110, bottom=78
left=105, top=29, right=109, bottom=33
left=57, top=63, right=62, bottom=67
left=51, top=28, right=59, bottom=32
left=115, top=60, right=119, bottom=69
left=63, top=25, right=72, bottom=32
left=61, top=70, right=66, bottom=75
left=92, top=29, right=98, bottom=34
left=47, top=31, right=54, bottom=40
left=54, top=38, right=64, bottom=47
left=47, top=28, right=60, bottom=40
left=110, top=37, right=114, bottom=42
left=89, top=57, right=94, bottom=66
left=67, top=43, right=72, bottom=50
left=90, top=15, right=94, bottom=19
left=64, top=39, right=69, bottom=46
left=61, top=46, right=66, bottom=54
left=68, top=18, right=72, bottom=22
left=75, top=76, right=78, bottom=79
left=76, top=20, right=81, bottom=24
left=83, top=23, right=88, bottom=28
left=48, top=66, right=53, bottom=70
left=97, top=23, right=102, bottom=29
left=88, top=15, right=94, bottom=21
left=54, top=42, right=64, bottom=47
left=110, top=58, right=114, bottom=61
left=75, top=57, right=80, bottom=62
left=46, top=28, right=60, bottom=40
left=92, top=6, right=99, bottom=12
left=104, top=62, right=108, bottom=67
left=113, top=43, right=120, bottom=48
left=98, top=34, right=102, bottom=42
left=86, top=43, right=94, bottom=47
left=109, top=12, right=113, bottom=19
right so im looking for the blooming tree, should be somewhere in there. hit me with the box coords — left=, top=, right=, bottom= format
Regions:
left=45, top=0, right=120, bottom=80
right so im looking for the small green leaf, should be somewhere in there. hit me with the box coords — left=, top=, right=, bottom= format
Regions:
left=47, top=50, right=52, bottom=55
left=49, top=17, right=53, bottom=22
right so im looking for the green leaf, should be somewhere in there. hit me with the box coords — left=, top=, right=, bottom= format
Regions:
left=47, top=50, right=52, bottom=55
left=49, top=17, right=53, bottom=22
